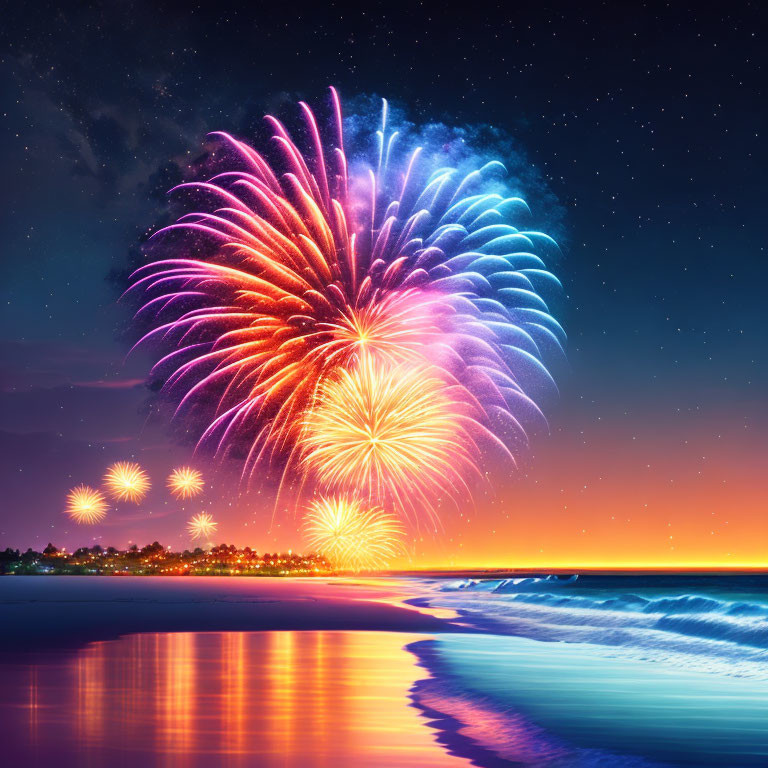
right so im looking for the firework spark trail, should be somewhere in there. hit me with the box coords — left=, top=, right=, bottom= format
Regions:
left=103, top=461, right=151, bottom=503
left=168, top=466, right=205, bottom=499
left=128, top=87, right=564, bottom=517
left=65, top=485, right=109, bottom=524
left=302, top=495, right=405, bottom=571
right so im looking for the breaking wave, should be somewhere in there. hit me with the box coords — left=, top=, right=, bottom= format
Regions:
left=418, top=574, right=768, bottom=677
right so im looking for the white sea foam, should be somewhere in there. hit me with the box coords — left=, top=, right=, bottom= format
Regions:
left=418, top=576, right=768, bottom=680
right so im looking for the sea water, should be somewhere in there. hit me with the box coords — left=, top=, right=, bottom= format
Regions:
left=409, top=574, right=768, bottom=766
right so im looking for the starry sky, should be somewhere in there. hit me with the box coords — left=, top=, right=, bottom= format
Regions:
left=1, top=1, right=765, bottom=566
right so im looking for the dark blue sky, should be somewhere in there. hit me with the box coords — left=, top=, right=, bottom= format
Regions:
left=0, top=2, right=765, bottom=562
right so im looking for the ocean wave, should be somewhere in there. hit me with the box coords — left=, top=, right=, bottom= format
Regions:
left=441, top=575, right=579, bottom=593
left=438, top=577, right=768, bottom=620
left=421, top=576, right=768, bottom=678
left=654, top=614, right=768, bottom=649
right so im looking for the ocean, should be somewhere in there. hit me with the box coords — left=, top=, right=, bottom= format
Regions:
left=409, top=574, right=768, bottom=766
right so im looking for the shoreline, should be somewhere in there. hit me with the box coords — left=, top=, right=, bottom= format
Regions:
left=4, top=572, right=768, bottom=766
left=4, top=566, right=766, bottom=580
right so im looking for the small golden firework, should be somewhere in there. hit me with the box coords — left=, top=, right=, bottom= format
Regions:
left=167, top=467, right=204, bottom=500
left=65, top=485, right=108, bottom=524
left=302, top=495, right=405, bottom=572
left=103, top=461, right=151, bottom=503
left=187, top=512, right=217, bottom=540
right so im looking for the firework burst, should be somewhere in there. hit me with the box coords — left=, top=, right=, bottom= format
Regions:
left=187, top=512, right=217, bottom=540
left=103, top=461, right=151, bottom=503
left=302, top=495, right=405, bottom=571
left=301, top=353, right=478, bottom=514
left=129, top=88, right=564, bottom=517
left=167, top=466, right=205, bottom=499
left=65, top=485, right=108, bottom=524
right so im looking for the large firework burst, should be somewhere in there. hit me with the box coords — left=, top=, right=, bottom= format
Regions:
left=103, top=461, right=151, bottom=503
left=65, top=485, right=108, bottom=524
left=302, top=495, right=405, bottom=571
left=129, top=88, right=564, bottom=517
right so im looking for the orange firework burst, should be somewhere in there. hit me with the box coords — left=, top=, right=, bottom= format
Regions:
left=167, top=467, right=204, bottom=499
left=103, top=461, right=151, bottom=503
left=301, top=354, right=479, bottom=516
left=302, top=495, right=405, bottom=571
left=187, top=512, right=217, bottom=540
left=65, top=485, right=108, bottom=524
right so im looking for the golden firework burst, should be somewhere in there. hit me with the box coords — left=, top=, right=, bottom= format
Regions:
left=167, top=466, right=204, bottom=500
left=301, top=354, right=478, bottom=515
left=302, top=495, right=405, bottom=572
left=187, top=512, right=217, bottom=540
left=65, top=485, right=108, bottom=524
left=103, top=461, right=151, bottom=503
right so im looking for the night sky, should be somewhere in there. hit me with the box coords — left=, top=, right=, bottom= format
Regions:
left=1, top=2, right=765, bottom=566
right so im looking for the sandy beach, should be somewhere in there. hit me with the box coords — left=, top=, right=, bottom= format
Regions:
left=0, top=576, right=475, bottom=768
left=0, top=576, right=455, bottom=652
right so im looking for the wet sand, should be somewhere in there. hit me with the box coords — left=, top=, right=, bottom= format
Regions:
left=2, top=629, right=472, bottom=768
left=0, top=577, right=475, bottom=767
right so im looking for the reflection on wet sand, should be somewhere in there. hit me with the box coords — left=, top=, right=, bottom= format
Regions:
left=3, top=631, right=469, bottom=768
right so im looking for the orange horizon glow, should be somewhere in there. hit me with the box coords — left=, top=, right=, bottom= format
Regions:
left=373, top=404, right=765, bottom=570
left=38, top=406, right=766, bottom=571
left=393, top=561, right=768, bottom=571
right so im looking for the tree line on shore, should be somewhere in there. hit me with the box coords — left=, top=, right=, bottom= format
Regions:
left=0, top=542, right=332, bottom=576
